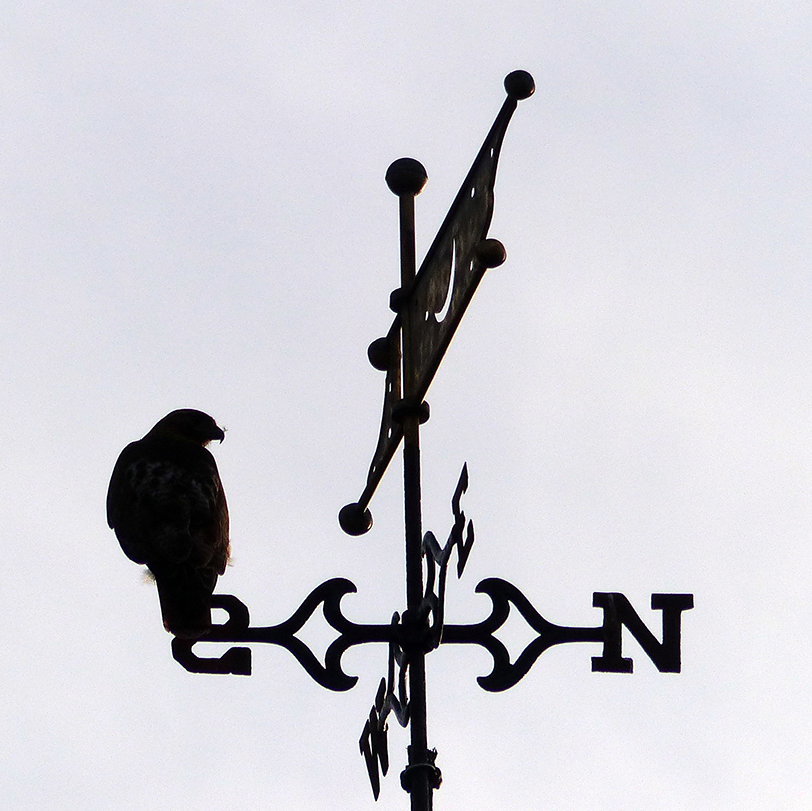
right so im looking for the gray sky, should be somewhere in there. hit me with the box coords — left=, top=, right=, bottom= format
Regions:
left=2, top=2, right=811, bottom=809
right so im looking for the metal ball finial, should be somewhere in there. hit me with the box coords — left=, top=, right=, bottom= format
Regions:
left=367, top=337, right=390, bottom=371
left=386, top=158, right=429, bottom=196
left=339, top=502, right=373, bottom=536
left=504, top=70, right=535, bottom=101
left=476, top=238, right=507, bottom=268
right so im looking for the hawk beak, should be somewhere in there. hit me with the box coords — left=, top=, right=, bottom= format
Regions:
left=215, top=426, right=226, bottom=444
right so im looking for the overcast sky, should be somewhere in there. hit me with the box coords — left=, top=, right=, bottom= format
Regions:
left=2, top=2, right=811, bottom=809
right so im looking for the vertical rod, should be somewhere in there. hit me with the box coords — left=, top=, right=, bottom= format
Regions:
left=400, top=191, right=431, bottom=811
left=404, top=440, right=430, bottom=811
left=399, top=188, right=423, bottom=613
left=386, top=157, right=432, bottom=811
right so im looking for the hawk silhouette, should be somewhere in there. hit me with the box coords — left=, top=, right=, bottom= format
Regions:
left=107, top=409, right=230, bottom=638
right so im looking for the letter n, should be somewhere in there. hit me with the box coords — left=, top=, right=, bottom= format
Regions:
left=591, top=593, right=694, bottom=673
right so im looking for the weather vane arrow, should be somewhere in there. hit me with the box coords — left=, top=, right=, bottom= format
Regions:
left=338, top=68, right=536, bottom=537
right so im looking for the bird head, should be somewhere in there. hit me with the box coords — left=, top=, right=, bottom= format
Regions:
left=151, top=409, right=226, bottom=446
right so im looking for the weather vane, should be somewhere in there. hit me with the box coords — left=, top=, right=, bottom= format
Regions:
left=169, top=70, right=694, bottom=810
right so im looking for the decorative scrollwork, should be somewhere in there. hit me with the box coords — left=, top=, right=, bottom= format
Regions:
left=442, top=582, right=694, bottom=691
left=172, top=578, right=394, bottom=691
left=421, top=462, right=475, bottom=649
left=173, top=579, right=694, bottom=696
left=359, top=615, right=410, bottom=800
left=442, top=579, right=604, bottom=692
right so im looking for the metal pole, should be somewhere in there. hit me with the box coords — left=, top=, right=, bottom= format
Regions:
left=386, top=157, right=434, bottom=811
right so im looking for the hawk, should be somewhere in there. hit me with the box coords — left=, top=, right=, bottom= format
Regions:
left=107, top=409, right=230, bottom=638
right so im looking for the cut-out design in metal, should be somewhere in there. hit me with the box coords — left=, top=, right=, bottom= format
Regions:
left=172, top=71, right=694, bottom=811
left=172, top=579, right=391, bottom=691
left=359, top=619, right=410, bottom=800
left=420, top=463, right=475, bottom=650
left=339, top=71, right=534, bottom=535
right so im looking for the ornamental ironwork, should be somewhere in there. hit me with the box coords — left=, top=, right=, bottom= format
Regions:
left=173, top=70, right=694, bottom=810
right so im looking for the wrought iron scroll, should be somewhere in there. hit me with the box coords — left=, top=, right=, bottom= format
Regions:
left=421, top=463, right=475, bottom=649
left=340, top=70, right=535, bottom=534
left=173, top=579, right=693, bottom=695
left=359, top=616, right=410, bottom=800
left=443, top=583, right=694, bottom=691
left=442, top=579, right=604, bottom=692
left=172, top=579, right=394, bottom=691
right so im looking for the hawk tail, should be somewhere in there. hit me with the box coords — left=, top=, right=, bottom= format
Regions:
left=149, top=563, right=218, bottom=639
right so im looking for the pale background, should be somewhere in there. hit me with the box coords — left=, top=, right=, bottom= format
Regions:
left=2, top=3, right=810, bottom=809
